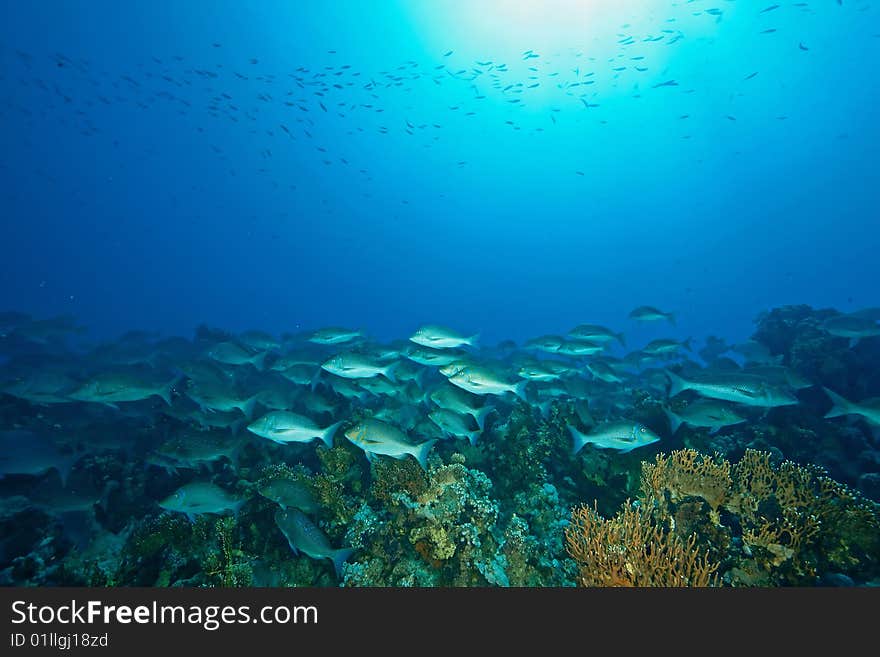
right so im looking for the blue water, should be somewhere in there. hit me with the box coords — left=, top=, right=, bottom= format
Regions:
left=2, top=0, right=877, bottom=346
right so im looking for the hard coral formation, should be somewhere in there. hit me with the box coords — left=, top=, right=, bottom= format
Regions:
left=565, top=500, right=720, bottom=587
left=639, top=448, right=880, bottom=585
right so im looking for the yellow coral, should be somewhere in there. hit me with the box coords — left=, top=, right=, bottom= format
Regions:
left=641, top=449, right=731, bottom=511
left=565, top=501, right=720, bottom=587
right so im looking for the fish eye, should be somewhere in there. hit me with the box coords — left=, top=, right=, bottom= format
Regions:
left=640, top=427, right=646, bottom=433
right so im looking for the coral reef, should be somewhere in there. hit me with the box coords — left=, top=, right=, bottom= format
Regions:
left=565, top=500, right=721, bottom=587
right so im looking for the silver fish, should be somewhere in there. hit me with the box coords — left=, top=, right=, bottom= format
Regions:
left=568, top=421, right=661, bottom=454
left=409, top=325, right=478, bottom=349
left=663, top=400, right=747, bottom=434
left=158, top=482, right=244, bottom=521
left=823, top=387, right=880, bottom=426
left=247, top=411, right=342, bottom=447
left=344, top=418, right=436, bottom=470
left=629, top=306, right=676, bottom=325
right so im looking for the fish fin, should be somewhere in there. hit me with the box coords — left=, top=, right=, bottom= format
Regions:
left=55, top=462, right=73, bottom=488
left=186, top=512, right=196, bottom=524
left=709, top=425, right=721, bottom=435
left=240, top=395, right=259, bottom=420
left=823, top=387, right=853, bottom=418
left=103, top=402, right=120, bottom=411
left=662, top=407, right=682, bottom=434
left=512, top=380, right=529, bottom=402
left=682, top=337, right=692, bottom=352
left=252, top=351, right=268, bottom=371
left=414, top=367, right=428, bottom=389
left=413, top=439, right=437, bottom=471
left=849, top=337, right=861, bottom=348
left=331, top=548, right=356, bottom=579
left=537, top=400, right=553, bottom=418
left=466, top=431, right=480, bottom=447
left=382, top=362, right=399, bottom=384
left=157, top=382, right=174, bottom=407
left=310, top=369, right=322, bottom=392
left=668, top=313, right=677, bottom=327
left=665, top=370, right=688, bottom=397
left=468, top=333, right=481, bottom=346
left=568, top=424, right=590, bottom=455
left=320, top=420, right=344, bottom=449
left=472, top=405, right=494, bottom=431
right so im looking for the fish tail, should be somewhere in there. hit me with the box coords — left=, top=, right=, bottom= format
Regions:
left=512, top=380, right=529, bottom=402
left=568, top=424, right=590, bottom=455
left=382, top=361, right=399, bottom=384
left=157, top=383, right=174, bottom=407
left=616, top=332, right=626, bottom=347
left=252, top=351, right=268, bottom=371
left=662, top=406, right=682, bottom=434
left=413, top=439, right=437, bottom=471
left=320, top=420, right=344, bottom=449
left=466, top=431, right=480, bottom=447
left=667, top=313, right=677, bottom=327
left=666, top=370, right=688, bottom=397
left=682, top=337, right=693, bottom=352
left=468, top=332, right=481, bottom=346
left=331, top=547, right=356, bottom=579
left=473, top=405, right=494, bottom=431
left=823, top=387, right=853, bottom=418
left=309, top=368, right=322, bottom=392
left=240, top=395, right=259, bottom=420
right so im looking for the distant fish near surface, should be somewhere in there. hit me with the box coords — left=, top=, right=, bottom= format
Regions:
left=158, top=482, right=244, bottom=522
left=308, top=327, right=364, bottom=345
left=629, top=306, right=676, bottom=325
left=823, top=387, right=880, bottom=426
left=568, top=421, right=661, bottom=454
left=275, top=508, right=354, bottom=579
left=247, top=411, right=342, bottom=447
left=663, top=400, right=747, bottom=434
left=821, top=315, right=880, bottom=346
left=344, top=418, right=436, bottom=469
left=409, top=325, right=478, bottom=349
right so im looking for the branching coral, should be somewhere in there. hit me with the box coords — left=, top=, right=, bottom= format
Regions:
left=633, top=448, right=880, bottom=584
left=565, top=501, right=720, bottom=587
left=642, top=449, right=732, bottom=513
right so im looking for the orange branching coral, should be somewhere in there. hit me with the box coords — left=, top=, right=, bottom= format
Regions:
left=565, top=501, right=720, bottom=587
left=641, top=449, right=732, bottom=512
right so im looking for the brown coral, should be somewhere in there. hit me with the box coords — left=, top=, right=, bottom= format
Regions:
left=642, top=449, right=732, bottom=512
left=565, top=501, right=720, bottom=587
